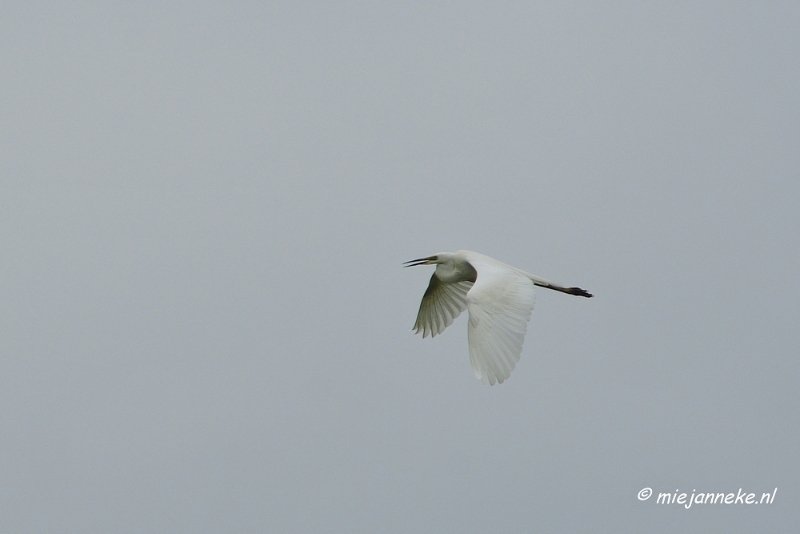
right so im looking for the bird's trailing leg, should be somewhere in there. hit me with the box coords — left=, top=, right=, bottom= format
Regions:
left=532, top=280, right=593, bottom=298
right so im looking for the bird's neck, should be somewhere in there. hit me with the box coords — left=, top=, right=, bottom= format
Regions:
left=435, top=262, right=477, bottom=284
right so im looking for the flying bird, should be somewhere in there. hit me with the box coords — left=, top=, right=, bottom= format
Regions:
left=405, top=250, right=592, bottom=385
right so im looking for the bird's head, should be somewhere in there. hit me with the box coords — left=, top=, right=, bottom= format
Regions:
left=403, top=252, right=456, bottom=268
left=403, top=255, right=438, bottom=267
left=404, top=253, right=466, bottom=282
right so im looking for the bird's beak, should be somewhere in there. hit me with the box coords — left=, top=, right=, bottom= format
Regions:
left=403, top=255, right=437, bottom=267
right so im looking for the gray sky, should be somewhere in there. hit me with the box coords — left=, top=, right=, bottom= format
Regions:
left=2, top=2, right=798, bottom=532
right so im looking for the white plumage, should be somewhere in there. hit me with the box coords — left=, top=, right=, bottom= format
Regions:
left=405, top=250, right=592, bottom=385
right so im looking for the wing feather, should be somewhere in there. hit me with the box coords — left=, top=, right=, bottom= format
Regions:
left=466, top=263, right=536, bottom=385
left=412, top=274, right=473, bottom=338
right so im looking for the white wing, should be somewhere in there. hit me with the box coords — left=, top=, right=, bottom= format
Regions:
left=466, top=260, right=536, bottom=385
left=412, top=274, right=473, bottom=338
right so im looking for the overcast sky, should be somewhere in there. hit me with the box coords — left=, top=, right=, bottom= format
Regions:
left=2, top=2, right=798, bottom=532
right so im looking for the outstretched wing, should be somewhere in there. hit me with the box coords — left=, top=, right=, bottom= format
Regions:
left=412, top=274, right=473, bottom=338
left=466, top=262, right=536, bottom=385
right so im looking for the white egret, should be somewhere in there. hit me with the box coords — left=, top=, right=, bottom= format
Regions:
left=405, top=250, right=592, bottom=385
